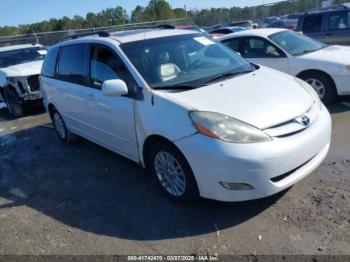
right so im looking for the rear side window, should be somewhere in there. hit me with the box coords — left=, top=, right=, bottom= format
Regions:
left=41, top=46, right=59, bottom=78
left=57, top=44, right=88, bottom=85
left=222, top=38, right=241, bottom=53
left=303, top=15, right=323, bottom=33
left=329, top=11, right=350, bottom=30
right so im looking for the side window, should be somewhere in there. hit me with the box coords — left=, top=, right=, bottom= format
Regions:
left=329, top=11, right=350, bottom=30
left=242, top=38, right=283, bottom=58
left=90, top=45, right=128, bottom=89
left=303, top=15, right=323, bottom=33
left=57, top=44, right=88, bottom=85
left=41, top=46, right=59, bottom=78
left=222, top=38, right=241, bottom=53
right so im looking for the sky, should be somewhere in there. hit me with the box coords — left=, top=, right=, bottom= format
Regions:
left=0, top=0, right=281, bottom=27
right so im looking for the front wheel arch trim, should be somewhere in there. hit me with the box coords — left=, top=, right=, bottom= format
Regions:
left=142, top=135, right=186, bottom=170
left=296, top=69, right=338, bottom=95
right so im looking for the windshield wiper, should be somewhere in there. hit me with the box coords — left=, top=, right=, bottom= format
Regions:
left=302, top=49, right=317, bottom=54
left=201, top=70, right=254, bottom=85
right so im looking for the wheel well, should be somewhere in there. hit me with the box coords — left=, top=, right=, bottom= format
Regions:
left=297, top=69, right=337, bottom=92
left=142, top=135, right=178, bottom=169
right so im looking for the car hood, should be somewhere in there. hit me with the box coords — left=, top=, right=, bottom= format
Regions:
left=301, top=45, right=350, bottom=65
left=0, top=60, right=43, bottom=77
left=165, top=67, right=313, bottom=130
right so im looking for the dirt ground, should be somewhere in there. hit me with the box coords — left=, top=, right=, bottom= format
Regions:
left=0, top=99, right=349, bottom=256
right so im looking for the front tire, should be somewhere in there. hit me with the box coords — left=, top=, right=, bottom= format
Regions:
left=300, top=73, right=336, bottom=104
left=149, top=142, right=199, bottom=202
left=3, top=87, right=23, bottom=118
left=51, top=109, right=78, bottom=143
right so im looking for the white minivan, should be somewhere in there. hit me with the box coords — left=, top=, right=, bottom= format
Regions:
left=40, top=29, right=332, bottom=202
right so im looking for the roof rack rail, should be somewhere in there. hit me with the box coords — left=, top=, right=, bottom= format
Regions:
left=120, top=24, right=175, bottom=31
left=54, top=31, right=110, bottom=44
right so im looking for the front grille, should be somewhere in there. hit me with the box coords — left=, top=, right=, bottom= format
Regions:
left=27, top=75, right=40, bottom=92
left=263, top=104, right=318, bottom=138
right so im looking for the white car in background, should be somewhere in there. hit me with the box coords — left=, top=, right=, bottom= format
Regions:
left=219, top=28, right=350, bottom=103
left=0, top=44, right=46, bottom=117
left=41, top=29, right=331, bottom=202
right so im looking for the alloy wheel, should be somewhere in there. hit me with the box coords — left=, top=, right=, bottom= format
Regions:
left=305, top=78, right=326, bottom=99
left=154, top=151, right=186, bottom=197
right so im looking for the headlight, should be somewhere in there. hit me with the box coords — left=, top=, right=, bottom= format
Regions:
left=189, top=111, right=272, bottom=143
left=295, top=77, right=322, bottom=110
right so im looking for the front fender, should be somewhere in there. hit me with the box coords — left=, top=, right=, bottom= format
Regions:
left=135, top=89, right=198, bottom=165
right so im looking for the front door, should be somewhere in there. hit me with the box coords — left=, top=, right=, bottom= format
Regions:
left=84, top=44, right=138, bottom=161
left=240, top=37, right=289, bottom=73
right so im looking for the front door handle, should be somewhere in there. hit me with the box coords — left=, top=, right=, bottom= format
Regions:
left=326, top=33, right=333, bottom=37
left=87, top=93, right=95, bottom=100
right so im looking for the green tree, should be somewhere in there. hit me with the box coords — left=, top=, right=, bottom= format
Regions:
left=131, top=5, right=145, bottom=23
left=143, top=0, right=175, bottom=21
left=173, top=8, right=186, bottom=18
left=86, top=12, right=99, bottom=27
left=2, top=0, right=350, bottom=38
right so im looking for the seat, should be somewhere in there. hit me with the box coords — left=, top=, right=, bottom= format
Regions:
left=157, top=51, right=181, bottom=82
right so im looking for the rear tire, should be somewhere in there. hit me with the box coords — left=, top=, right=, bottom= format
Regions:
left=50, top=108, right=78, bottom=143
left=299, top=73, right=336, bottom=104
left=148, top=142, right=199, bottom=203
left=3, top=87, right=23, bottom=118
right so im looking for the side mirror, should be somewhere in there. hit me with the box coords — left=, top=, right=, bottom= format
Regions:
left=102, top=79, right=128, bottom=97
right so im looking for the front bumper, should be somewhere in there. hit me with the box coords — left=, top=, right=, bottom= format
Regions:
left=175, top=105, right=332, bottom=202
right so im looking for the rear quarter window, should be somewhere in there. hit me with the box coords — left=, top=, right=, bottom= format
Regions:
left=329, top=11, right=350, bottom=30
left=41, top=46, right=59, bottom=78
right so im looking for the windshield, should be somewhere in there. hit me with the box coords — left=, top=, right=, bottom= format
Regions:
left=268, top=30, right=326, bottom=56
left=121, top=34, right=252, bottom=89
left=0, top=46, right=46, bottom=68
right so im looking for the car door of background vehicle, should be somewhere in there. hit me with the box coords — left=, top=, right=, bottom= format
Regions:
left=56, top=43, right=90, bottom=134
left=84, top=44, right=138, bottom=161
left=238, top=37, right=289, bottom=73
left=326, top=11, right=350, bottom=45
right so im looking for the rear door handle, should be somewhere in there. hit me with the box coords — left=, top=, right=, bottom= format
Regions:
left=326, top=33, right=333, bottom=37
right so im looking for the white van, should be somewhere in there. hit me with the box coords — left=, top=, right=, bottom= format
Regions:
left=40, top=29, right=331, bottom=202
